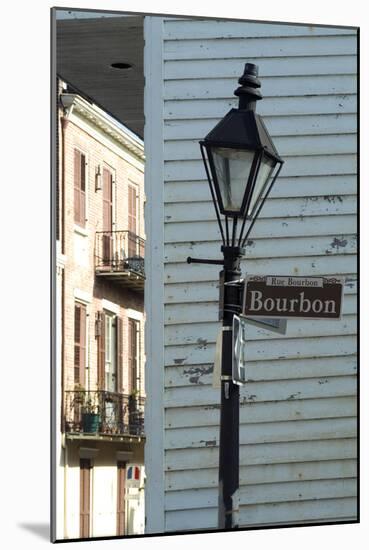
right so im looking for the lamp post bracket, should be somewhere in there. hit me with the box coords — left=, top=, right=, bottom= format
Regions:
left=187, top=256, right=224, bottom=266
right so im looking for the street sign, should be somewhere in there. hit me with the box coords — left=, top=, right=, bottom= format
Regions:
left=232, top=315, right=248, bottom=385
left=242, top=315, right=287, bottom=334
left=243, top=275, right=344, bottom=320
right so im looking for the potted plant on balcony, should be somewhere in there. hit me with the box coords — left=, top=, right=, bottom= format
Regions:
left=81, top=394, right=101, bottom=433
left=128, top=390, right=144, bottom=435
left=74, top=383, right=85, bottom=404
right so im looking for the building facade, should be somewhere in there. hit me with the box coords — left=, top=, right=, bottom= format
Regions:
left=55, top=81, right=146, bottom=539
left=144, top=17, right=357, bottom=532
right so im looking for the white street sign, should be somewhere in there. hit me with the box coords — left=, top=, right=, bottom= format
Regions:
left=241, top=315, right=287, bottom=334
left=232, top=315, right=248, bottom=385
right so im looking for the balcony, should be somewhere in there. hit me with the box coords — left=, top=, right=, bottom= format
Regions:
left=64, top=390, right=145, bottom=440
left=95, top=230, right=145, bottom=291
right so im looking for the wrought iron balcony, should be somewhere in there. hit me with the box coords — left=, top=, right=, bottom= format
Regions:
left=64, top=390, right=145, bottom=438
left=95, top=230, right=145, bottom=291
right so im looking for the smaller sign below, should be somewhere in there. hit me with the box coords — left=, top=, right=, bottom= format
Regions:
left=243, top=275, right=344, bottom=320
left=232, top=315, right=248, bottom=385
left=242, top=315, right=287, bottom=335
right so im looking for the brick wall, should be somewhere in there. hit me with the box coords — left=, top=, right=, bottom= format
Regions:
left=60, top=104, right=145, bottom=398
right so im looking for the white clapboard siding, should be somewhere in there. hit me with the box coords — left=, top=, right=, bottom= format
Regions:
left=164, top=256, right=357, bottom=284
left=164, top=336, right=357, bottom=366
left=164, top=75, right=356, bottom=100
left=163, top=35, right=356, bottom=60
left=164, top=155, right=356, bottom=181
left=165, top=235, right=357, bottom=262
left=164, top=314, right=357, bottom=345
left=163, top=20, right=355, bottom=39
left=165, top=498, right=357, bottom=531
left=164, top=176, right=357, bottom=202
left=165, top=459, right=357, bottom=491
left=164, top=94, right=356, bottom=119
left=164, top=375, right=357, bottom=408
left=165, top=353, right=357, bottom=387
left=144, top=16, right=357, bottom=533
left=165, top=215, right=357, bottom=242
left=164, top=114, right=357, bottom=139
left=164, top=75, right=356, bottom=101
left=165, top=438, right=357, bottom=470
left=164, top=278, right=357, bottom=306
left=165, top=396, right=357, bottom=429
left=164, top=478, right=357, bottom=510
left=164, top=195, right=356, bottom=221
left=165, top=417, right=357, bottom=450
left=164, top=56, right=357, bottom=79
left=165, top=134, right=357, bottom=160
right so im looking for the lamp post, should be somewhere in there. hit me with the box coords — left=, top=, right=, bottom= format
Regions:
left=187, top=63, right=284, bottom=530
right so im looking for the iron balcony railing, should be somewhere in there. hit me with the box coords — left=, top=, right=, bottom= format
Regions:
left=64, top=390, right=145, bottom=437
left=95, top=230, right=145, bottom=277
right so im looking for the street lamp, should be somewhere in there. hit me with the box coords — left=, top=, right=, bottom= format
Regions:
left=188, top=63, right=284, bottom=530
left=200, top=62, right=283, bottom=249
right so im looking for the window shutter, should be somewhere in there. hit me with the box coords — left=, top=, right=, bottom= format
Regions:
left=103, top=168, right=112, bottom=232
left=74, top=303, right=86, bottom=386
left=97, top=311, right=106, bottom=389
left=102, top=169, right=113, bottom=264
left=128, top=185, right=137, bottom=232
left=128, top=185, right=137, bottom=257
left=79, top=305, right=86, bottom=387
left=80, top=153, right=86, bottom=223
left=74, top=149, right=86, bottom=227
left=74, top=149, right=81, bottom=224
left=128, top=319, right=138, bottom=393
left=116, top=316, right=123, bottom=394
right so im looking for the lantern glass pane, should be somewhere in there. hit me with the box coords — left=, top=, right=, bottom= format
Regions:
left=247, top=156, right=275, bottom=216
left=212, top=147, right=255, bottom=213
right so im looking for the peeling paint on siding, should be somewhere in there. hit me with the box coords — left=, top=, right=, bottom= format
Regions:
left=287, top=392, right=302, bottom=400
left=183, top=365, right=213, bottom=384
left=174, top=358, right=187, bottom=365
left=200, top=439, right=217, bottom=447
left=331, top=237, right=348, bottom=249
left=158, top=17, right=357, bottom=532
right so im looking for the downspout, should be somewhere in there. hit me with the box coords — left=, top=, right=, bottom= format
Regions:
left=60, top=115, right=68, bottom=256
left=63, top=438, right=68, bottom=539
left=59, top=98, right=72, bottom=436
left=59, top=90, right=74, bottom=540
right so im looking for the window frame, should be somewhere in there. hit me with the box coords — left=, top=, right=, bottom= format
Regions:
left=73, top=147, right=88, bottom=228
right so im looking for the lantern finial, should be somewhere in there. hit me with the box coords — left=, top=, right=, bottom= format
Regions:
left=234, top=63, right=262, bottom=111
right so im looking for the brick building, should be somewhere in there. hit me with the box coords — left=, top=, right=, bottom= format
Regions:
left=55, top=80, right=146, bottom=539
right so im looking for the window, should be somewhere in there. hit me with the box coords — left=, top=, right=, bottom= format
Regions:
left=74, top=302, right=87, bottom=386
left=105, top=313, right=117, bottom=392
left=74, top=149, right=86, bottom=226
left=97, top=311, right=123, bottom=394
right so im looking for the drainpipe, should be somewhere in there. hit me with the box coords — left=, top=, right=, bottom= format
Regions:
left=60, top=114, right=69, bottom=256
left=63, top=439, right=68, bottom=539
left=59, top=90, right=74, bottom=540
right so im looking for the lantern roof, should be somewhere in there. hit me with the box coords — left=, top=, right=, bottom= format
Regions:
left=201, top=108, right=282, bottom=163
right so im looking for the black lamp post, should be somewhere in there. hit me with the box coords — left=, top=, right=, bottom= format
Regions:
left=187, top=63, right=284, bottom=530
